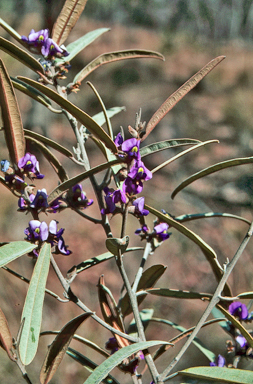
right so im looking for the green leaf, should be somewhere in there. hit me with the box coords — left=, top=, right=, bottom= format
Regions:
left=105, top=236, right=129, bottom=257
left=74, top=49, right=165, bottom=84
left=19, top=243, right=51, bottom=365
left=146, top=288, right=212, bottom=300
left=0, top=37, right=44, bottom=74
left=40, top=312, right=92, bottom=384
left=67, top=247, right=143, bottom=275
left=144, top=205, right=231, bottom=296
left=121, top=264, right=167, bottom=317
left=0, top=58, right=25, bottom=164
left=83, top=340, right=171, bottom=384
left=52, top=0, right=88, bottom=46
left=0, top=18, right=22, bottom=43
left=57, top=28, right=110, bottom=63
left=0, top=307, right=16, bottom=361
left=24, top=129, right=74, bottom=159
left=141, top=55, right=225, bottom=142
left=171, top=156, right=253, bottom=199
left=17, top=76, right=117, bottom=154
left=178, top=366, right=253, bottom=383
left=176, top=212, right=251, bottom=225
left=0, top=241, right=37, bottom=268
left=140, top=139, right=201, bottom=158
left=92, top=107, right=126, bottom=126
left=47, top=158, right=122, bottom=204
left=67, top=347, right=120, bottom=384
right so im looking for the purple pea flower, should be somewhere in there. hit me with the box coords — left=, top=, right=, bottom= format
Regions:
left=121, top=138, right=140, bottom=160
left=41, top=38, right=69, bottom=58
left=154, top=222, right=170, bottom=241
left=101, top=187, right=126, bottom=214
left=114, top=132, right=124, bottom=147
left=122, top=177, right=143, bottom=196
left=210, top=354, right=226, bottom=367
left=18, top=193, right=35, bottom=210
left=105, top=337, right=119, bottom=354
left=18, top=153, right=44, bottom=179
left=128, top=159, right=152, bottom=181
left=48, top=220, right=71, bottom=255
left=30, top=189, right=48, bottom=209
left=24, top=220, right=49, bottom=242
left=21, top=29, right=49, bottom=46
left=70, top=184, right=93, bottom=208
left=132, top=197, right=149, bottom=216
left=229, top=302, right=248, bottom=321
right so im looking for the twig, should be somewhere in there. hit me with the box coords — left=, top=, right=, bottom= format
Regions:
left=132, top=242, right=152, bottom=293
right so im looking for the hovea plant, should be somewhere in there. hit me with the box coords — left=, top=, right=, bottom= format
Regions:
left=0, top=1, right=253, bottom=384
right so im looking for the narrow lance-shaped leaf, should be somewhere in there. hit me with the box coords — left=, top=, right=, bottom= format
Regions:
left=0, top=241, right=37, bottom=268
left=83, top=340, right=171, bottom=384
left=177, top=366, right=253, bottom=384
left=139, top=138, right=201, bottom=158
left=92, top=107, right=126, bottom=127
left=17, top=76, right=118, bottom=154
left=56, top=28, right=110, bottom=63
left=146, top=288, right=212, bottom=300
left=171, top=156, right=253, bottom=199
left=73, top=49, right=165, bottom=84
left=0, top=37, right=45, bottom=74
left=19, top=243, right=51, bottom=365
left=0, top=307, right=16, bottom=361
left=141, top=55, right=225, bottom=142
left=52, top=0, right=88, bottom=46
left=0, top=17, right=22, bottom=43
left=144, top=205, right=232, bottom=297
left=176, top=212, right=251, bottom=225
left=40, top=312, right=93, bottom=384
left=0, top=58, right=25, bottom=165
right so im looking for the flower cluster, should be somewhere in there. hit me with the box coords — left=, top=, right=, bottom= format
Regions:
left=21, top=29, right=69, bottom=58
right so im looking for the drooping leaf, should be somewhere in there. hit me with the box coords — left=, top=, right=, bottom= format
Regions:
left=17, top=76, right=118, bottom=153
left=24, top=135, right=69, bottom=182
left=146, top=288, right=212, bottom=300
left=0, top=58, right=25, bottom=165
left=19, top=243, right=51, bottom=365
left=82, top=340, right=171, bottom=384
left=67, top=348, right=120, bottom=384
left=238, top=292, right=253, bottom=299
left=120, top=264, right=167, bottom=317
left=151, top=140, right=219, bottom=174
left=177, top=366, right=253, bottom=383
left=92, top=107, right=126, bottom=127
left=40, top=312, right=92, bottom=384
left=67, top=247, right=143, bottom=275
left=0, top=241, right=37, bottom=268
left=47, top=158, right=122, bottom=204
left=141, top=55, right=225, bottom=141
left=73, top=49, right=165, bottom=84
left=52, top=0, right=88, bottom=46
left=105, top=236, right=129, bottom=257
left=0, top=18, right=22, bottom=43
left=24, top=129, right=74, bottom=159
left=144, top=205, right=231, bottom=296
left=0, top=307, right=16, bottom=361
left=171, top=156, right=253, bottom=199
left=0, top=37, right=44, bottom=74
left=176, top=212, right=251, bottom=225
left=56, top=28, right=110, bottom=63
left=139, top=139, right=201, bottom=158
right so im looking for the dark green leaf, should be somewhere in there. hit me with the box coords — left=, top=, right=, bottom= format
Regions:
left=74, top=49, right=165, bottom=84
left=176, top=212, right=251, bottom=225
left=82, top=340, right=171, bottom=384
left=146, top=288, right=212, bottom=300
left=17, top=76, right=117, bottom=153
left=52, top=0, right=88, bottom=46
left=0, top=58, right=25, bottom=164
left=141, top=56, right=225, bottom=142
left=140, top=139, right=201, bottom=158
left=0, top=241, right=37, bottom=268
left=178, top=366, right=253, bottom=383
left=40, top=312, right=93, bottom=384
left=19, top=243, right=51, bottom=365
left=0, top=37, right=44, bottom=74
left=171, top=157, right=253, bottom=199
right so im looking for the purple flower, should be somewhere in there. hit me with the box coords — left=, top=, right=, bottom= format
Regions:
left=21, top=29, right=49, bottom=46
left=101, top=187, right=126, bottom=214
left=229, top=302, right=248, bottom=321
left=70, top=184, right=93, bottom=208
left=18, top=193, right=35, bottom=210
left=122, top=177, right=143, bottom=196
left=1, top=160, right=10, bottom=172
left=18, top=153, right=44, bottom=179
left=128, top=159, right=152, bottom=181
left=236, top=335, right=247, bottom=348
left=154, top=222, right=170, bottom=241
left=132, top=197, right=149, bottom=216
left=105, top=337, right=119, bottom=354
left=24, top=220, right=49, bottom=242
left=135, top=225, right=148, bottom=235
left=121, top=138, right=140, bottom=160
left=48, top=220, right=71, bottom=255
left=210, top=354, right=226, bottom=367
left=30, top=189, right=48, bottom=209
left=41, top=38, right=69, bottom=58
left=114, top=133, right=124, bottom=147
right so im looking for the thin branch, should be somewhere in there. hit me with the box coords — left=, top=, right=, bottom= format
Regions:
left=132, top=242, right=152, bottom=293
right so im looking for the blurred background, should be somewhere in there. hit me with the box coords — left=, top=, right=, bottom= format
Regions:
left=0, top=0, right=253, bottom=383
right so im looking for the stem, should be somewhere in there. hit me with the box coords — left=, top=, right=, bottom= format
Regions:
left=160, top=220, right=253, bottom=381
left=132, top=242, right=151, bottom=293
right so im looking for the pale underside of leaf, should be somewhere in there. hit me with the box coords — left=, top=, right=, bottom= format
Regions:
left=73, top=49, right=165, bottom=84
left=140, top=138, right=201, bottom=158
left=141, top=55, right=225, bottom=142
left=52, top=0, right=88, bottom=46
left=0, top=58, right=25, bottom=164
left=17, top=76, right=117, bottom=154
left=0, top=241, right=37, bottom=268
left=171, top=156, right=253, bottom=199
